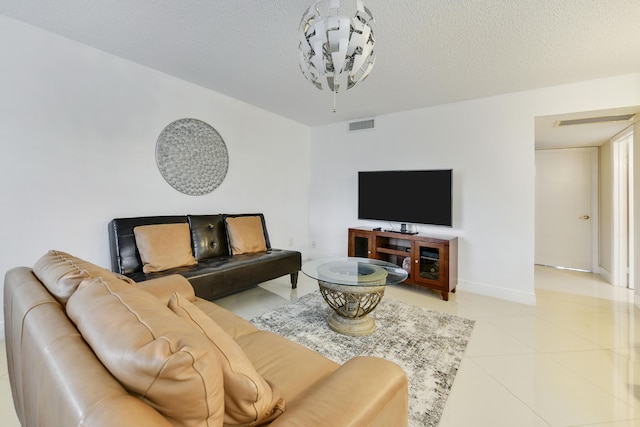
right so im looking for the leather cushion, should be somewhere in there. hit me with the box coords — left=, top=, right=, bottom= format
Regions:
left=135, top=274, right=196, bottom=304
left=108, top=216, right=188, bottom=275
left=192, top=298, right=259, bottom=340
left=32, top=249, right=135, bottom=306
left=66, top=276, right=225, bottom=427
left=133, top=223, right=197, bottom=273
left=235, top=331, right=338, bottom=408
left=224, top=216, right=267, bottom=255
left=168, top=292, right=285, bottom=426
left=188, top=214, right=229, bottom=260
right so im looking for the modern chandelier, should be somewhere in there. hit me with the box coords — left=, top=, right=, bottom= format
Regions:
left=298, top=0, right=376, bottom=111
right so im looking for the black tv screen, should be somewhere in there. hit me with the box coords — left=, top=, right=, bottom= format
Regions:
left=358, top=169, right=452, bottom=227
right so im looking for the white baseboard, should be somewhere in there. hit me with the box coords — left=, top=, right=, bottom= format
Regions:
left=457, top=280, right=537, bottom=306
left=599, top=267, right=612, bottom=284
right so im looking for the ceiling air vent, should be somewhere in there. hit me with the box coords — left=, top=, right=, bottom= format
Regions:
left=556, top=114, right=636, bottom=127
left=348, top=119, right=375, bottom=132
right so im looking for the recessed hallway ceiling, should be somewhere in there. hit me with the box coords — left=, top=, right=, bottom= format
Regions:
left=535, top=106, right=640, bottom=150
left=2, top=0, right=640, bottom=138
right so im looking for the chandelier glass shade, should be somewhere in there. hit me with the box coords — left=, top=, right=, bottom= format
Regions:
left=298, top=0, right=375, bottom=93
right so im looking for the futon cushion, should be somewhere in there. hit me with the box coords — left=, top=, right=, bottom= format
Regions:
left=225, top=216, right=267, bottom=255
left=188, top=214, right=229, bottom=260
left=33, top=249, right=134, bottom=306
left=169, top=292, right=285, bottom=426
left=133, top=223, right=197, bottom=273
left=66, top=277, right=225, bottom=427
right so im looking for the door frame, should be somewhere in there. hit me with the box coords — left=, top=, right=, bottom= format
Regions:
left=612, top=128, right=634, bottom=288
left=589, top=147, right=600, bottom=273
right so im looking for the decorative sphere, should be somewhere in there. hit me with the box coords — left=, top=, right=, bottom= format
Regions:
left=298, top=0, right=375, bottom=93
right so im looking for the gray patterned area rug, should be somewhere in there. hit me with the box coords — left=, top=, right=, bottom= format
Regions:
left=250, top=291, right=475, bottom=427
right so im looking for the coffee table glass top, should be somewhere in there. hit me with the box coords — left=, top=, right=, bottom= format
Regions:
left=302, top=257, right=408, bottom=287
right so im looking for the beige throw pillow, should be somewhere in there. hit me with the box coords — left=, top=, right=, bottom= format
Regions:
left=66, top=276, right=225, bottom=427
left=168, top=292, right=285, bottom=426
left=134, top=223, right=197, bottom=273
left=225, top=216, right=267, bottom=255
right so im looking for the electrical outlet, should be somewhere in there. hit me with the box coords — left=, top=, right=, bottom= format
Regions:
left=311, top=241, right=317, bottom=249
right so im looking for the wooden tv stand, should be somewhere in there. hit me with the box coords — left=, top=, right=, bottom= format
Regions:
left=348, top=227, right=458, bottom=301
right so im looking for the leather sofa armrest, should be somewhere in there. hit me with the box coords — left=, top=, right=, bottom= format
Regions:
left=83, top=395, right=174, bottom=427
left=135, top=274, right=196, bottom=304
left=270, top=356, right=408, bottom=427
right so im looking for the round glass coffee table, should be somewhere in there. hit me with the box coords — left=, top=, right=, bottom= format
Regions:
left=302, top=257, right=408, bottom=336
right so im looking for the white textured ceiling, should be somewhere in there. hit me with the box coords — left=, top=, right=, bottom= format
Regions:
left=2, top=0, right=640, bottom=146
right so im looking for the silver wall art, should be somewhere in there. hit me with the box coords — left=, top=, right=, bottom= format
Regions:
left=156, top=118, right=229, bottom=196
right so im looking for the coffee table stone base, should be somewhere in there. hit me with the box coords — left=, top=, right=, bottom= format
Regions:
left=327, top=310, right=376, bottom=336
left=318, top=281, right=385, bottom=337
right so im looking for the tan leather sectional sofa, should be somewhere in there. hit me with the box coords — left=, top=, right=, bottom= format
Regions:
left=4, top=250, right=408, bottom=426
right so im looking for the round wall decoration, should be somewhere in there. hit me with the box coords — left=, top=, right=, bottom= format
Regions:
left=155, top=118, right=229, bottom=196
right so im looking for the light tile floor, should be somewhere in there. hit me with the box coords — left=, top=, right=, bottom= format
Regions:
left=2, top=265, right=640, bottom=426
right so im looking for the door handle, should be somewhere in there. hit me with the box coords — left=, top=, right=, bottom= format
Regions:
left=580, top=215, right=590, bottom=220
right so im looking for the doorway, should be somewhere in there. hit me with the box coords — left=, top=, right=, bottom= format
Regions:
left=534, top=108, right=638, bottom=290
left=535, top=147, right=598, bottom=272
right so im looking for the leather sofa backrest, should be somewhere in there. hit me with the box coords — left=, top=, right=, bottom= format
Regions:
left=4, top=267, right=172, bottom=427
left=188, top=214, right=230, bottom=260
left=109, top=216, right=188, bottom=275
left=109, top=214, right=273, bottom=275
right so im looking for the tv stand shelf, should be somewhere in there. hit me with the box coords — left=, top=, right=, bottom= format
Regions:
left=348, top=227, right=458, bottom=301
left=376, top=245, right=411, bottom=257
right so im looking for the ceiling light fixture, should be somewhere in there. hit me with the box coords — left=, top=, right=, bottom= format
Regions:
left=298, top=0, right=376, bottom=112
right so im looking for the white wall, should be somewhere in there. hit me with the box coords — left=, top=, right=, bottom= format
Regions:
left=309, top=74, right=640, bottom=305
left=0, top=17, right=311, bottom=337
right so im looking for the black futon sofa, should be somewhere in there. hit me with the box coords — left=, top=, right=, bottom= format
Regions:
left=108, top=213, right=301, bottom=301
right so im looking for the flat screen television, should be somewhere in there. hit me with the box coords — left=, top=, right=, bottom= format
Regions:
left=358, top=169, right=453, bottom=227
